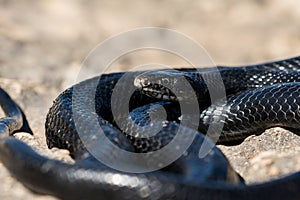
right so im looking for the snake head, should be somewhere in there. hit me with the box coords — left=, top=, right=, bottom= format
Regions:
left=134, top=70, right=182, bottom=101
left=134, top=70, right=194, bottom=102
left=134, top=69, right=213, bottom=107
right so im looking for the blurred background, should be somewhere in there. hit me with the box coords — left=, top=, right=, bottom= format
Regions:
left=0, top=0, right=300, bottom=199
left=1, top=0, right=300, bottom=88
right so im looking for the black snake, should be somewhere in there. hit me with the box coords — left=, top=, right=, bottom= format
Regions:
left=0, top=56, right=300, bottom=200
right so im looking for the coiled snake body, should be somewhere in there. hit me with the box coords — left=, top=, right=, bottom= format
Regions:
left=0, top=56, right=300, bottom=199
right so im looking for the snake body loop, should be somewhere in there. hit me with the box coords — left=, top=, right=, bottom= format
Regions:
left=0, top=56, right=300, bottom=199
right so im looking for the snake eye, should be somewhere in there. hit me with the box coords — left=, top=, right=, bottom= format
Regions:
left=162, top=78, right=169, bottom=85
left=141, top=79, right=150, bottom=87
left=134, top=77, right=151, bottom=88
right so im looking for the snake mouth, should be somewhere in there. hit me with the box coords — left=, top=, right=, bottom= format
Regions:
left=142, top=85, right=178, bottom=101
left=134, top=77, right=179, bottom=101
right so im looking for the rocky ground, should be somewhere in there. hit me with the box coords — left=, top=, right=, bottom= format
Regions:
left=0, top=0, right=300, bottom=199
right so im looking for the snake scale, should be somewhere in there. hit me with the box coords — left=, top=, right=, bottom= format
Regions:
left=0, top=56, right=300, bottom=200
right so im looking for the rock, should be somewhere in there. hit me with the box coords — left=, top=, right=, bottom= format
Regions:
left=219, top=128, right=300, bottom=184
